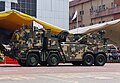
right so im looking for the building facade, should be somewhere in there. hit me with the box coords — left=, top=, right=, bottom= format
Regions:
left=0, top=0, right=69, bottom=30
left=37, top=0, right=69, bottom=30
left=69, top=0, right=120, bottom=30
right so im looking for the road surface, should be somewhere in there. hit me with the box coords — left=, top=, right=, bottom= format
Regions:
left=0, top=63, right=119, bottom=83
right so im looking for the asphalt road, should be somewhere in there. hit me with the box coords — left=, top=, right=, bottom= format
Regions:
left=0, top=63, right=120, bottom=83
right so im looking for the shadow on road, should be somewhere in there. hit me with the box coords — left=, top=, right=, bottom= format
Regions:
left=0, top=64, right=104, bottom=67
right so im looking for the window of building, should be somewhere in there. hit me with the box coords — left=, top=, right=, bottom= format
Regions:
left=82, top=10, right=84, bottom=15
left=111, top=19, right=114, bottom=21
left=80, top=24, right=85, bottom=27
left=0, top=1, right=5, bottom=12
left=80, top=25, right=82, bottom=27
left=90, top=23, right=93, bottom=25
left=80, top=11, right=82, bottom=15
left=111, top=2, right=118, bottom=8
left=111, top=2, right=117, bottom=8
left=80, top=10, right=84, bottom=15
left=102, top=5, right=106, bottom=10
left=90, top=6, right=93, bottom=11
left=90, top=6, right=93, bottom=13
left=99, top=21, right=101, bottom=24
left=102, top=21, right=105, bottom=23
left=99, top=6, right=102, bottom=12
left=11, top=0, right=37, bottom=17
left=69, top=15, right=72, bottom=21
left=73, top=26, right=76, bottom=29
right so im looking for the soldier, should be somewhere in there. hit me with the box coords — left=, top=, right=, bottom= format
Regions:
left=11, top=29, right=20, bottom=41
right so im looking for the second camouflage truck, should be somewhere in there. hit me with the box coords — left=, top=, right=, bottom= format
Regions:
left=0, top=26, right=107, bottom=66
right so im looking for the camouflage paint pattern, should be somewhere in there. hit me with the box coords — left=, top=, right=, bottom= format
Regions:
left=3, top=27, right=107, bottom=62
left=61, top=30, right=107, bottom=61
left=8, top=28, right=44, bottom=58
left=48, top=38, right=59, bottom=49
left=0, top=51, right=4, bottom=62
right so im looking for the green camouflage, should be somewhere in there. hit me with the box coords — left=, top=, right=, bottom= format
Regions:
left=0, top=51, right=4, bottom=62
left=1, top=26, right=107, bottom=62
left=61, top=30, right=107, bottom=61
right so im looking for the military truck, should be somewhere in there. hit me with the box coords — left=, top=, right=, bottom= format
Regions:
left=0, top=26, right=107, bottom=67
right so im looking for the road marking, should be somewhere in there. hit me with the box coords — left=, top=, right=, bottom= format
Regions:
left=0, top=75, right=36, bottom=81
left=94, top=76, right=113, bottom=80
left=0, top=77, right=11, bottom=80
left=3, top=70, right=18, bottom=72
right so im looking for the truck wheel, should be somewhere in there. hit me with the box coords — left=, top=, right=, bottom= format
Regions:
left=47, top=53, right=60, bottom=66
left=18, top=60, right=26, bottom=67
left=94, top=54, right=106, bottom=66
left=82, top=53, right=94, bottom=66
left=26, top=53, right=39, bottom=67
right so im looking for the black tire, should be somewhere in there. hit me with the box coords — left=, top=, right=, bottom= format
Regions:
left=26, top=53, right=39, bottom=67
left=82, top=53, right=94, bottom=66
left=94, top=53, right=106, bottom=66
left=18, top=60, right=26, bottom=67
left=72, top=61, right=81, bottom=66
left=47, top=53, right=60, bottom=66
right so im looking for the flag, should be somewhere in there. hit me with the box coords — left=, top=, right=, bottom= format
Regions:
left=72, top=11, right=77, bottom=21
left=33, top=21, right=44, bottom=31
left=2, top=44, right=11, bottom=50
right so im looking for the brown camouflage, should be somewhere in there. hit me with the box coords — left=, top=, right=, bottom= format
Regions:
left=61, top=30, right=107, bottom=61
left=9, top=28, right=107, bottom=61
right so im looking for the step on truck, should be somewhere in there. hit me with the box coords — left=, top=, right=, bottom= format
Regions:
left=0, top=26, right=107, bottom=66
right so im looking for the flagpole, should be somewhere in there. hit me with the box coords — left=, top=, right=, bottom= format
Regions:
left=77, top=10, right=78, bottom=33
left=71, top=10, right=78, bottom=33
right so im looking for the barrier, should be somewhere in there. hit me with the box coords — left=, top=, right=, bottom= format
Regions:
left=0, top=56, right=18, bottom=64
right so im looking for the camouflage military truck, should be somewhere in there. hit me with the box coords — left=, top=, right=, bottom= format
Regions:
left=0, top=26, right=107, bottom=66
